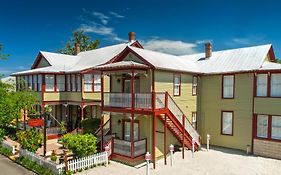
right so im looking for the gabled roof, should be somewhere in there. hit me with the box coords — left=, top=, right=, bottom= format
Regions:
left=95, top=61, right=149, bottom=71
left=179, top=44, right=273, bottom=74
left=259, top=62, right=281, bottom=70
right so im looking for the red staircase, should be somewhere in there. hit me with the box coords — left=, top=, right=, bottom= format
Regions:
left=157, top=93, right=200, bottom=151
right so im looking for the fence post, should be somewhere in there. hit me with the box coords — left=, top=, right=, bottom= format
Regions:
left=63, top=150, right=68, bottom=175
left=207, top=134, right=210, bottom=151
left=145, top=152, right=151, bottom=175
left=105, top=146, right=110, bottom=167
left=169, top=144, right=174, bottom=166
left=192, top=138, right=195, bottom=158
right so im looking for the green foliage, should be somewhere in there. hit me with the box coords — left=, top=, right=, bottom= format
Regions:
left=0, top=128, right=5, bottom=143
left=58, top=31, right=100, bottom=55
left=50, top=150, right=57, bottom=162
left=60, top=121, right=67, bottom=134
left=0, top=80, right=37, bottom=128
left=16, top=156, right=56, bottom=175
left=0, top=145, right=12, bottom=156
left=0, top=43, right=10, bottom=60
left=16, top=129, right=43, bottom=152
left=59, top=133, right=97, bottom=158
left=81, top=118, right=101, bottom=134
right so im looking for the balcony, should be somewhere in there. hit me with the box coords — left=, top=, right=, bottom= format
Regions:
left=103, top=92, right=166, bottom=110
left=113, top=138, right=147, bottom=157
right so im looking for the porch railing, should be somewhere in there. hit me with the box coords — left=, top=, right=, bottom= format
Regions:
left=104, top=93, right=131, bottom=108
left=135, top=93, right=152, bottom=109
left=113, top=138, right=146, bottom=157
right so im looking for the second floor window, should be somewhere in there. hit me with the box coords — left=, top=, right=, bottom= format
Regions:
left=66, top=75, right=71, bottom=91
left=33, top=74, right=37, bottom=91
left=174, top=74, right=181, bottom=96
left=38, top=75, right=42, bottom=91
left=256, top=74, right=267, bottom=97
left=45, top=75, right=54, bottom=91
left=71, top=74, right=76, bottom=92
left=56, top=75, right=65, bottom=91
left=28, top=75, right=33, bottom=90
left=223, top=75, right=234, bottom=98
left=76, top=75, right=81, bottom=92
left=94, top=74, right=101, bottom=92
left=270, top=73, right=281, bottom=97
left=192, top=76, right=198, bottom=95
left=84, top=74, right=92, bottom=92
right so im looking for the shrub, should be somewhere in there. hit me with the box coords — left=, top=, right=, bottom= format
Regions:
left=81, top=118, right=101, bottom=134
left=0, top=145, right=12, bottom=156
left=50, top=150, right=57, bottom=162
left=0, top=128, right=5, bottom=143
left=59, top=133, right=97, bottom=158
left=16, top=156, right=56, bottom=175
left=16, top=128, right=43, bottom=152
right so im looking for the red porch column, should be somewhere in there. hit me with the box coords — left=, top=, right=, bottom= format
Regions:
left=182, top=115, right=185, bottom=159
left=101, top=114, right=104, bottom=151
left=131, top=70, right=135, bottom=158
left=164, top=114, right=167, bottom=165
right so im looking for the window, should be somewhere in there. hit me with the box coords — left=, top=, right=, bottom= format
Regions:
left=71, top=74, right=76, bottom=91
left=221, top=111, right=233, bottom=135
left=272, top=116, right=281, bottom=140
left=84, top=74, right=93, bottom=92
left=123, top=120, right=139, bottom=141
left=45, top=74, right=55, bottom=91
left=38, top=75, right=42, bottom=91
left=24, top=75, right=28, bottom=90
left=192, top=112, right=197, bottom=129
left=94, top=74, right=101, bottom=92
left=257, top=115, right=268, bottom=138
left=28, top=75, right=33, bottom=90
left=66, top=75, right=71, bottom=91
left=192, top=76, right=198, bottom=95
left=223, top=75, right=234, bottom=98
left=271, top=74, right=281, bottom=97
left=33, top=75, right=37, bottom=91
left=173, top=74, right=181, bottom=96
left=56, top=75, right=65, bottom=91
left=76, top=75, right=81, bottom=92
left=256, top=74, right=268, bottom=97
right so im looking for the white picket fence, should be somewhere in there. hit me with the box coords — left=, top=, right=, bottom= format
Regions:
left=19, top=148, right=65, bottom=174
left=1, top=140, right=16, bottom=155
left=68, top=152, right=108, bottom=172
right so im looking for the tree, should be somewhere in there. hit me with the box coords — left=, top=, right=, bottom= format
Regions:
left=0, top=43, right=9, bottom=60
left=58, top=31, right=100, bottom=55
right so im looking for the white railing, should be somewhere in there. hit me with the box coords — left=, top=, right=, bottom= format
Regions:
left=167, top=95, right=200, bottom=146
left=19, top=148, right=64, bottom=174
left=135, top=93, right=152, bottom=109
left=1, top=140, right=16, bottom=155
left=134, top=139, right=146, bottom=157
left=105, top=138, right=113, bottom=157
left=156, top=93, right=166, bottom=109
left=104, top=93, right=131, bottom=108
left=68, top=152, right=108, bottom=172
left=113, top=139, right=131, bottom=157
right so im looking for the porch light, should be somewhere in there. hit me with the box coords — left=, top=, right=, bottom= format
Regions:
left=145, top=152, right=151, bottom=161
left=169, top=144, right=174, bottom=152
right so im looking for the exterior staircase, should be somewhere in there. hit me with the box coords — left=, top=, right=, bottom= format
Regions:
left=157, top=93, right=200, bottom=150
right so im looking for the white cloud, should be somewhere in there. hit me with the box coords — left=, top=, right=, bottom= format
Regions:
left=93, top=12, right=109, bottom=25
left=141, top=39, right=199, bottom=55
left=229, top=35, right=265, bottom=46
left=109, top=11, right=125, bottom=18
left=79, top=23, right=113, bottom=35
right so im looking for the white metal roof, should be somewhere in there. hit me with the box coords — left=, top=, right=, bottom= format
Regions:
left=95, top=61, right=149, bottom=70
left=259, top=61, right=281, bottom=70
left=179, top=44, right=273, bottom=74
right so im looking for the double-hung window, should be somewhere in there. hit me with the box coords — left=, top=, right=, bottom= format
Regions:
left=192, top=76, right=198, bottom=95
left=94, top=74, right=101, bottom=92
left=192, top=112, right=197, bottom=129
left=221, top=111, right=233, bottom=135
left=272, top=116, right=281, bottom=140
left=174, top=74, right=181, bottom=96
left=38, top=75, right=42, bottom=91
left=256, top=115, right=268, bottom=138
left=270, top=74, right=281, bottom=97
left=71, top=74, right=76, bottom=92
left=33, top=74, right=37, bottom=91
left=45, top=75, right=55, bottom=91
left=24, top=75, right=28, bottom=90
left=84, top=74, right=93, bottom=92
left=256, top=74, right=267, bottom=97
left=28, top=75, right=33, bottom=90
left=56, top=75, right=65, bottom=92
left=76, top=75, right=81, bottom=92
left=223, top=75, right=234, bottom=98
left=66, top=75, right=71, bottom=91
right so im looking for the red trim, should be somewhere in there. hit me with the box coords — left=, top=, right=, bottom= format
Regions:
left=221, top=111, right=234, bottom=136
left=173, top=74, right=181, bottom=96
left=267, top=73, right=271, bottom=97
left=130, top=41, right=144, bottom=49
left=192, top=75, right=198, bottom=96
left=42, top=74, right=45, bottom=101
left=164, top=114, right=167, bottom=165
left=222, top=74, right=235, bottom=99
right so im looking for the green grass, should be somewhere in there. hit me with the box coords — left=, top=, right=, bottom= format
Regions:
left=0, top=145, right=12, bottom=157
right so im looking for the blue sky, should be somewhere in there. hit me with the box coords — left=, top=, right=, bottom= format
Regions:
left=1, top=0, right=281, bottom=76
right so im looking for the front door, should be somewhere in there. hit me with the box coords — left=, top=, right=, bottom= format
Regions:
left=123, top=79, right=140, bottom=93
left=123, top=120, right=139, bottom=141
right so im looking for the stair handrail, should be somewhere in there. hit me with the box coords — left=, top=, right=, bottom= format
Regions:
left=94, top=118, right=110, bottom=136
left=166, top=93, right=200, bottom=145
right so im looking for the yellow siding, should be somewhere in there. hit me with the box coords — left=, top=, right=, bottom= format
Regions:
left=44, top=92, right=81, bottom=101
left=154, top=71, right=197, bottom=122
left=199, top=73, right=253, bottom=151
left=254, top=98, right=281, bottom=115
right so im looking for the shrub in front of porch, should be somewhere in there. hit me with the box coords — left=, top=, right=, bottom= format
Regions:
left=59, top=133, right=97, bottom=158
left=81, top=118, right=101, bottom=135
left=16, top=128, right=43, bottom=152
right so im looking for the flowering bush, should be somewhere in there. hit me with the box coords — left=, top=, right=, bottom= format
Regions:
left=16, top=129, right=43, bottom=152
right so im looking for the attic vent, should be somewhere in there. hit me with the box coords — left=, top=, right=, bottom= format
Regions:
left=205, top=42, right=212, bottom=58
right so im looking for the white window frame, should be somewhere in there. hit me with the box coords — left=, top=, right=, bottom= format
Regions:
left=45, top=74, right=55, bottom=92
left=270, top=73, right=281, bottom=97
left=223, top=75, right=234, bottom=99
left=192, top=76, right=198, bottom=95
left=84, top=74, right=93, bottom=92
left=256, top=74, right=268, bottom=97
left=221, top=111, right=233, bottom=135
left=173, top=74, right=181, bottom=96
left=94, top=74, right=101, bottom=92
left=56, top=75, right=65, bottom=92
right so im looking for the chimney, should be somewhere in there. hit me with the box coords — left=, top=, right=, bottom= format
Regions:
left=205, top=42, right=212, bottom=58
left=74, top=43, right=81, bottom=55
left=128, top=32, right=136, bottom=42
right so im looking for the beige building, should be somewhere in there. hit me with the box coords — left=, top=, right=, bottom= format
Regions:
left=12, top=32, right=281, bottom=166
